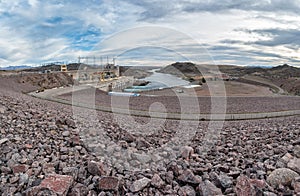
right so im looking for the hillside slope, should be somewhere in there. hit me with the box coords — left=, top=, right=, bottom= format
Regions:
left=19, top=72, right=74, bottom=91
left=158, top=62, right=205, bottom=78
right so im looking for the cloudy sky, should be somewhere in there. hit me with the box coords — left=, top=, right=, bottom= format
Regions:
left=0, top=0, right=300, bottom=67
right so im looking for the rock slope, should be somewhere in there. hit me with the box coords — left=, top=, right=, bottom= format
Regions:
left=0, top=74, right=299, bottom=195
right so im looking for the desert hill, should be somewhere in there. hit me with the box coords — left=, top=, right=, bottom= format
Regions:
left=24, top=63, right=86, bottom=72
left=158, top=62, right=204, bottom=79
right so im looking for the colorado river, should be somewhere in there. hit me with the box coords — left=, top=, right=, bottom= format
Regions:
left=142, top=69, right=190, bottom=90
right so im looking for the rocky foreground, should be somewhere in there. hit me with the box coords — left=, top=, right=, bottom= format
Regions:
left=0, top=75, right=300, bottom=195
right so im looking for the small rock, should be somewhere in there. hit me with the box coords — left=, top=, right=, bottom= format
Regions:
left=227, top=170, right=240, bottom=179
left=130, top=177, right=151, bottom=193
left=87, top=161, right=107, bottom=176
left=180, top=146, right=194, bottom=160
left=87, top=190, right=97, bottom=196
left=249, top=179, right=266, bottom=189
left=71, top=136, right=81, bottom=145
left=132, top=153, right=151, bottom=164
left=65, top=118, right=76, bottom=128
left=98, top=176, right=119, bottom=191
left=60, top=147, right=68, bottom=154
left=75, top=145, right=82, bottom=150
left=281, top=153, right=293, bottom=163
left=151, top=174, right=165, bottom=188
left=118, top=140, right=128, bottom=148
left=136, top=138, right=151, bottom=149
left=0, top=138, right=9, bottom=145
left=219, top=173, right=233, bottom=189
left=0, top=106, right=6, bottom=114
left=1, top=166, right=11, bottom=174
left=167, top=162, right=180, bottom=177
left=263, top=191, right=277, bottom=196
left=19, top=173, right=29, bottom=184
left=178, top=169, right=202, bottom=185
left=98, top=191, right=106, bottom=196
left=62, top=167, right=78, bottom=180
left=287, top=158, right=300, bottom=173
left=224, top=187, right=234, bottom=194
left=178, top=185, right=196, bottom=196
left=198, top=180, right=222, bottom=196
left=40, top=174, right=74, bottom=196
left=62, top=131, right=70, bottom=137
left=10, top=176, right=19, bottom=184
left=165, top=171, right=174, bottom=184
left=25, top=144, right=33, bottom=149
left=42, top=163, right=55, bottom=174
left=294, top=145, right=300, bottom=158
left=23, top=186, right=54, bottom=196
left=256, top=170, right=266, bottom=177
left=122, top=132, right=135, bottom=143
left=292, top=177, right=300, bottom=192
left=267, top=168, right=299, bottom=188
left=235, top=175, right=256, bottom=196
left=56, top=119, right=66, bottom=126
left=69, top=183, right=89, bottom=196
left=12, top=164, right=29, bottom=174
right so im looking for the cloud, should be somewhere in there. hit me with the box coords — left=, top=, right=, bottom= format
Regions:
left=182, top=0, right=300, bottom=13
left=123, top=0, right=300, bottom=21
left=0, top=0, right=299, bottom=67
left=251, top=29, right=300, bottom=47
left=0, top=0, right=121, bottom=65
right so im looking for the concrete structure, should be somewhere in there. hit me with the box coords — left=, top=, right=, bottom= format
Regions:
left=76, top=56, right=120, bottom=83
left=61, top=64, right=67, bottom=72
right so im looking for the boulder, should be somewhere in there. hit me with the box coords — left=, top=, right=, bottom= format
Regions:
left=39, top=174, right=74, bottom=196
left=267, top=168, right=299, bottom=188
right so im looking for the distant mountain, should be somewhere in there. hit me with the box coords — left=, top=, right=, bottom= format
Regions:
left=24, top=63, right=91, bottom=72
left=0, top=65, right=32, bottom=70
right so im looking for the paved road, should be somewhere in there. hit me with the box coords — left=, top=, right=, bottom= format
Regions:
left=29, top=85, right=300, bottom=121
left=242, top=75, right=286, bottom=94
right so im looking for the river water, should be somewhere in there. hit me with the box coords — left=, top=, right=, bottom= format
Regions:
left=141, top=69, right=190, bottom=90
left=124, top=69, right=190, bottom=92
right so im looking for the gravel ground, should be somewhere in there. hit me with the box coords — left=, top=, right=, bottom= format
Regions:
left=0, top=75, right=300, bottom=195
left=58, top=88, right=300, bottom=114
